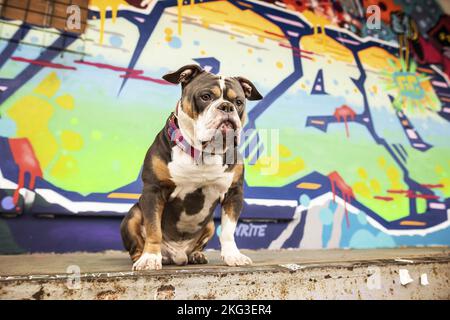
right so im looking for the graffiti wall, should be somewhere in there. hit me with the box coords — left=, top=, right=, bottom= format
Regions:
left=0, top=0, right=449, bottom=253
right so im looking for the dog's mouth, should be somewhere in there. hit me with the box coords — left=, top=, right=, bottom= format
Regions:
left=218, top=119, right=236, bottom=132
left=200, top=118, right=239, bottom=148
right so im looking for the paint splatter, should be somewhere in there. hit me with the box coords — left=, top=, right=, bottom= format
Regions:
left=50, top=155, right=79, bottom=179
left=380, top=58, right=440, bottom=112
left=119, top=73, right=175, bottom=85
left=7, top=79, right=60, bottom=168
left=60, top=130, right=83, bottom=151
left=374, top=196, right=394, bottom=201
left=405, top=191, right=439, bottom=200
left=91, top=130, right=103, bottom=141
left=74, top=60, right=140, bottom=73
left=90, top=0, right=128, bottom=44
left=74, top=60, right=173, bottom=85
left=387, top=189, right=409, bottom=194
left=8, top=138, right=43, bottom=208
left=328, top=171, right=354, bottom=228
left=55, top=94, right=75, bottom=110
left=333, top=105, right=356, bottom=138
left=1, top=196, right=15, bottom=210
left=252, top=144, right=305, bottom=179
left=11, top=57, right=76, bottom=70
left=420, top=184, right=444, bottom=188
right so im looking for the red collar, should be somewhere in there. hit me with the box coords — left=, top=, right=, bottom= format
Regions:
left=167, top=104, right=203, bottom=162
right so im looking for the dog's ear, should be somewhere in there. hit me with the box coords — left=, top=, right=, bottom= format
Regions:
left=236, top=77, right=263, bottom=101
left=163, top=64, right=204, bottom=86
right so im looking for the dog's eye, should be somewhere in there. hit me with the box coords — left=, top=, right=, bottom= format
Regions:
left=200, top=94, right=211, bottom=101
left=236, top=99, right=243, bottom=107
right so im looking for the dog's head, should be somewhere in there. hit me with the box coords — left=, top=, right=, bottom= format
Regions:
left=163, top=64, right=262, bottom=154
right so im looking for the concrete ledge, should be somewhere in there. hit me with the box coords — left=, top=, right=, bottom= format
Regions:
left=0, top=248, right=449, bottom=299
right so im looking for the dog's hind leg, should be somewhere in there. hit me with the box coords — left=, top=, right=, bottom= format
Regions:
left=188, top=219, right=215, bottom=264
left=120, top=203, right=145, bottom=263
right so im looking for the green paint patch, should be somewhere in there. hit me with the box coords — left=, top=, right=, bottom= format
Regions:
left=1, top=75, right=172, bottom=195
left=406, top=146, right=450, bottom=198
left=44, top=94, right=170, bottom=195
left=245, top=129, right=410, bottom=222
left=0, top=60, right=27, bottom=79
left=417, top=198, right=427, bottom=214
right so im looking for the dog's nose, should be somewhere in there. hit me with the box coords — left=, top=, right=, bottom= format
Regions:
left=217, top=102, right=235, bottom=113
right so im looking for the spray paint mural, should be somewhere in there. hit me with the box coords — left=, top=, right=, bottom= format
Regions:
left=0, top=0, right=449, bottom=253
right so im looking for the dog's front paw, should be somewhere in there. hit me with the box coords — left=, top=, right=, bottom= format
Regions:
left=188, top=251, right=208, bottom=264
left=221, top=251, right=252, bottom=267
left=132, top=253, right=162, bottom=271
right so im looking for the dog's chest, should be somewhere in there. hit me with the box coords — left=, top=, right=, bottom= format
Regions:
left=166, top=147, right=233, bottom=233
left=167, top=147, right=233, bottom=199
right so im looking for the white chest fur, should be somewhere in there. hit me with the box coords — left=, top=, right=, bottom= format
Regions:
left=167, top=147, right=233, bottom=233
left=168, top=147, right=233, bottom=200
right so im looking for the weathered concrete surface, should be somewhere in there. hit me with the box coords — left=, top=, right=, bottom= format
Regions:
left=0, top=248, right=449, bottom=299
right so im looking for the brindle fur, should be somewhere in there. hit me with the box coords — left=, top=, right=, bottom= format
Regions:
left=120, top=65, right=261, bottom=267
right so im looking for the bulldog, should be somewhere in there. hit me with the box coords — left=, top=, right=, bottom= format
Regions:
left=120, top=64, right=262, bottom=270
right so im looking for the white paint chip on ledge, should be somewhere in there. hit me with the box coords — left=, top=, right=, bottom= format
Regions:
left=399, top=269, right=414, bottom=285
left=280, top=264, right=305, bottom=271
left=420, top=273, right=429, bottom=286
left=395, top=258, right=414, bottom=264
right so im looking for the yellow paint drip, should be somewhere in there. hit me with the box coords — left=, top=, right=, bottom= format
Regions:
left=301, top=10, right=330, bottom=35
left=177, top=0, right=183, bottom=35
left=89, top=0, right=128, bottom=44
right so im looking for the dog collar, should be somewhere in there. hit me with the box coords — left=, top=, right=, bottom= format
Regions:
left=167, top=109, right=203, bottom=163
